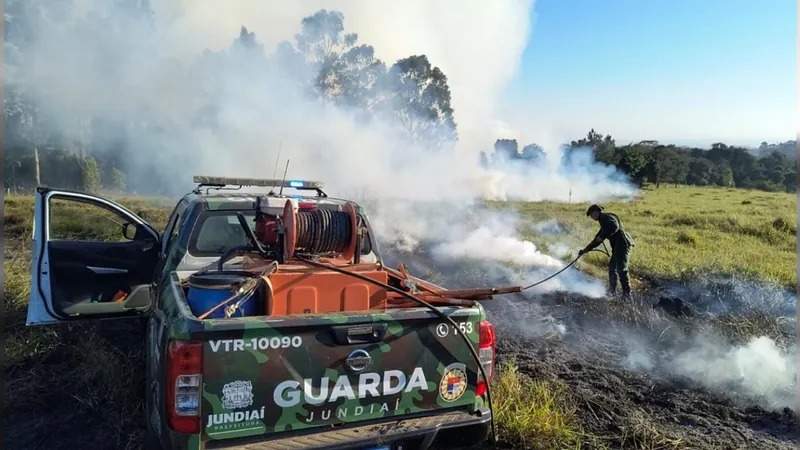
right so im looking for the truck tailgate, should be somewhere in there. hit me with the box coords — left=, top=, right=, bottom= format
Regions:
left=200, top=310, right=483, bottom=442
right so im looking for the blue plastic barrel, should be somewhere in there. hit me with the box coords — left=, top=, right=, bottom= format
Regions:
left=186, top=272, right=259, bottom=319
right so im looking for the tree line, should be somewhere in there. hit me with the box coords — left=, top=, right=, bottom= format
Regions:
left=4, top=5, right=457, bottom=194
left=482, top=131, right=796, bottom=192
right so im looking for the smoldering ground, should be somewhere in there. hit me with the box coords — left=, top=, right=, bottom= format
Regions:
left=388, top=239, right=798, bottom=447
left=370, top=214, right=797, bottom=448
left=370, top=201, right=606, bottom=296
left=377, top=219, right=797, bottom=409
left=368, top=196, right=797, bottom=445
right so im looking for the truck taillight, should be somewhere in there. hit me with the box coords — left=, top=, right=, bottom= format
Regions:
left=476, top=320, right=496, bottom=397
left=166, top=340, right=203, bottom=434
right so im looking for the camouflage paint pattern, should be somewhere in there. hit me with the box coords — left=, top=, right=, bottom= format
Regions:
left=151, top=265, right=489, bottom=449
left=143, top=193, right=490, bottom=449
left=198, top=306, right=485, bottom=442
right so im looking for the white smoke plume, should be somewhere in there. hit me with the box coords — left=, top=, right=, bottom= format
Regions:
left=670, top=336, right=796, bottom=409
left=623, top=332, right=796, bottom=410
left=617, top=276, right=798, bottom=410
left=8, top=0, right=638, bottom=196
left=7, top=1, right=635, bottom=293
left=368, top=201, right=607, bottom=296
left=432, top=226, right=563, bottom=269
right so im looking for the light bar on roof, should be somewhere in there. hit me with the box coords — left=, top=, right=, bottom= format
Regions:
left=193, top=176, right=324, bottom=189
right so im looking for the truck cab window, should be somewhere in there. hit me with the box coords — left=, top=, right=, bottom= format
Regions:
left=50, top=198, right=133, bottom=242
left=192, top=213, right=255, bottom=254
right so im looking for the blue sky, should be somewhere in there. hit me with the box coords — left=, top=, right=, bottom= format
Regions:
left=501, top=0, right=796, bottom=147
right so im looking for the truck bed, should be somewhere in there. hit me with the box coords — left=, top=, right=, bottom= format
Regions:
left=166, top=271, right=492, bottom=447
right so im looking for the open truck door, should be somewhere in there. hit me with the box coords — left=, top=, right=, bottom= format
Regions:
left=27, top=188, right=161, bottom=325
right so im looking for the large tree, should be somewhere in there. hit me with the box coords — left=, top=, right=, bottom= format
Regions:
left=687, top=157, right=717, bottom=186
left=493, top=139, right=519, bottom=160
left=377, top=55, right=457, bottom=149
left=332, top=44, right=387, bottom=112
left=616, top=145, right=650, bottom=187
left=521, top=143, right=546, bottom=164
left=643, top=146, right=681, bottom=188
left=570, top=128, right=617, bottom=165
left=290, top=9, right=386, bottom=111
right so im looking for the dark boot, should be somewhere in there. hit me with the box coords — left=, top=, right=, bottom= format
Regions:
left=619, top=269, right=631, bottom=300
left=608, top=254, right=618, bottom=296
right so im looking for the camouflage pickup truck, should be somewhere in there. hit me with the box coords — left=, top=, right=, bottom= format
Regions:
left=26, top=177, right=497, bottom=450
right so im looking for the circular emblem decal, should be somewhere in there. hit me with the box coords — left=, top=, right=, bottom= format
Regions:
left=439, top=363, right=468, bottom=402
left=345, top=349, right=372, bottom=373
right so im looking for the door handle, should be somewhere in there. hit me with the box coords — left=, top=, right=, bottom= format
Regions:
left=330, top=323, right=388, bottom=345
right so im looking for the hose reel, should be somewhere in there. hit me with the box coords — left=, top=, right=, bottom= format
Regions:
left=258, top=199, right=360, bottom=262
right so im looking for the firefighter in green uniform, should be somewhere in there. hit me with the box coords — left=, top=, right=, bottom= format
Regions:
left=578, top=204, right=635, bottom=300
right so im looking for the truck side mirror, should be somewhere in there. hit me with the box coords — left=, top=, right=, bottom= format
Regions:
left=122, top=222, right=136, bottom=240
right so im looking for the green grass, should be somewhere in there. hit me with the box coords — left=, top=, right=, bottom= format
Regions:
left=491, top=362, right=594, bottom=449
left=490, top=360, right=686, bottom=450
left=3, top=193, right=173, bottom=241
left=491, top=185, right=797, bottom=290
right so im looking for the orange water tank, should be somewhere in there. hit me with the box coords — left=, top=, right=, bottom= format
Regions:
left=264, top=270, right=388, bottom=316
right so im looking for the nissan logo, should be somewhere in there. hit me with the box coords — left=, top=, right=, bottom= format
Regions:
left=344, top=349, right=372, bottom=373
